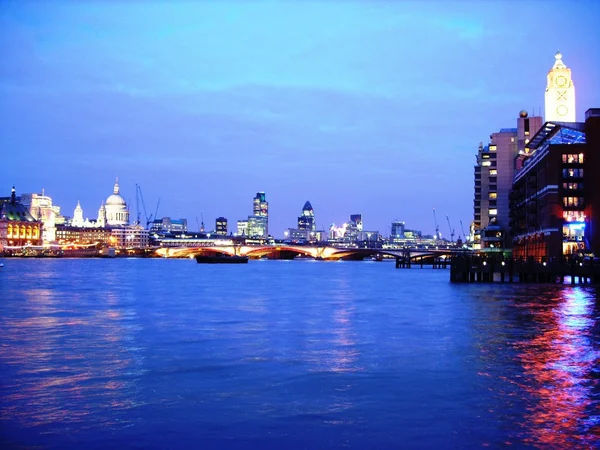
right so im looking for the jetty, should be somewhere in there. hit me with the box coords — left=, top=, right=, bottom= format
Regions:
left=449, top=254, right=600, bottom=284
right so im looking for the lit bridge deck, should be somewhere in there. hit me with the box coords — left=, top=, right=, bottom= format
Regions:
left=154, top=244, right=463, bottom=261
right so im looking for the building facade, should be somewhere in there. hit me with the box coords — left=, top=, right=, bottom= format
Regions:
left=215, top=217, right=228, bottom=236
left=111, top=226, right=149, bottom=249
left=20, top=191, right=61, bottom=243
left=150, top=217, right=187, bottom=234
left=510, top=110, right=600, bottom=260
left=545, top=51, right=576, bottom=123
left=0, top=187, right=43, bottom=250
left=56, top=225, right=112, bottom=246
left=297, top=201, right=316, bottom=232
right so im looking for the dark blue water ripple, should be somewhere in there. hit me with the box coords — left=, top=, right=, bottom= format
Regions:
left=0, top=258, right=598, bottom=449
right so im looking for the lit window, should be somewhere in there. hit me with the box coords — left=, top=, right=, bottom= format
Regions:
left=579, top=153, right=584, bottom=163
left=482, top=161, right=491, bottom=167
left=489, top=209, right=498, bottom=215
left=489, top=169, right=497, bottom=175
left=525, top=131, right=530, bottom=136
left=489, top=145, right=497, bottom=151
left=489, top=193, right=497, bottom=199
left=525, top=139, right=530, bottom=144
left=510, top=137, right=515, bottom=142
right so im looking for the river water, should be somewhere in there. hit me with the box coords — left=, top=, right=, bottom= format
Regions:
left=0, top=258, right=598, bottom=449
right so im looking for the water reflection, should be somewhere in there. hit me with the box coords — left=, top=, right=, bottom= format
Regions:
left=514, top=288, right=599, bottom=448
left=302, top=276, right=361, bottom=374
left=0, top=281, right=144, bottom=432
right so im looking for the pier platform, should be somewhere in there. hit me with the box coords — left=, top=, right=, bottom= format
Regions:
left=449, top=255, right=600, bottom=284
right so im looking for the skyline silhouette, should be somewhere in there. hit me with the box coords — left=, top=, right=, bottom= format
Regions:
left=2, top=1, right=600, bottom=236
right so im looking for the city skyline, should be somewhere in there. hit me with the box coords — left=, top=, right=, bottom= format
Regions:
left=2, top=1, right=600, bottom=237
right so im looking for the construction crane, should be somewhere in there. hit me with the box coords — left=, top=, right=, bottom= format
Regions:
left=460, top=220, right=468, bottom=242
left=196, top=213, right=205, bottom=233
left=149, top=198, right=161, bottom=227
left=446, top=215, right=455, bottom=244
left=433, top=208, right=440, bottom=240
left=135, top=184, right=150, bottom=227
left=135, top=184, right=160, bottom=229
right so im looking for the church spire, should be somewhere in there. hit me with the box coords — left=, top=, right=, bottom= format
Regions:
left=113, top=177, right=120, bottom=195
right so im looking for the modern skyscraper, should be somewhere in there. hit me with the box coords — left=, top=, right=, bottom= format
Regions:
left=297, top=201, right=316, bottom=231
left=545, top=51, right=576, bottom=122
left=249, top=192, right=268, bottom=237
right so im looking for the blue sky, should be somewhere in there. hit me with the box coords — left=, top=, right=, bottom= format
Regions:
left=1, top=0, right=599, bottom=237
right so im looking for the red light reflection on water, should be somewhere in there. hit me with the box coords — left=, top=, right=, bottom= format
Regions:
left=513, top=288, right=599, bottom=448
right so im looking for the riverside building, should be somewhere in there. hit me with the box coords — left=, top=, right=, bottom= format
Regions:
left=20, top=190, right=61, bottom=243
left=0, top=187, right=43, bottom=250
left=509, top=109, right=600, bottom=260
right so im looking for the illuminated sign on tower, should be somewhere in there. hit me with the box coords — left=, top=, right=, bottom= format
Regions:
left=544, top=51, right=576, bottom=122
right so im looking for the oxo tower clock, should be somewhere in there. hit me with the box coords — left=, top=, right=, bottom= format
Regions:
left=544, top=51, right=576, bottom=122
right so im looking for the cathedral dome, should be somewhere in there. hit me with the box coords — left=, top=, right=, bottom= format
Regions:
left=106, top=179, right=126, bottom=206
left=104, top=178, right=129, bottom=226
left=106, top=193, right=126, bottom=206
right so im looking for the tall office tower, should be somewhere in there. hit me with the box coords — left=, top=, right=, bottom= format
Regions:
left=251, top=192, right=268, bottom=237
left=545, top=51, right=576, bottom=122
left=215, top=217, right=228, bottom=236
left=297, top=201, right=316, bottom=231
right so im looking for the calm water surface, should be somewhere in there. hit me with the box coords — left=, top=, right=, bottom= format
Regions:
left=0, top=258, right=599, bottom=449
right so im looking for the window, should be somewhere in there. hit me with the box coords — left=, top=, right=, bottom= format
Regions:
left=489, top=145, right=497, bottom=151
left=563, top=168, right=584, bottom=178
left=489, top=192, right=497, bottom=199
left=563, top=153, right=585, bottom=164
left=489, top=177, right=497, bottom=183
left=489, top=169, right=497, bottom=175
left=482, top=161, right=491, bottom=167
left=510, top=137, right=515, bottom=142
left=489, top=209, right=498, bottom=216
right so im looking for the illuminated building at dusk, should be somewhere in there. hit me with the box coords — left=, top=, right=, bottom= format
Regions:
left=297, top=201, right=316, bottom=232
left=237, top=192, right=268, bottom=238
left=0, top=187, right=42, bottom=250
left=105, top=178, right=130, bottom=226
left=509, top=108, right=600, bottom=260
left=20, top=190, right=61, bottom=243
left=150, top=217, right=187, bottom=234
left=545, top=51, right=576, bottom=123
left=56, top=225, right=112, bottom=246
left=215, top=217, right=228, bottom=236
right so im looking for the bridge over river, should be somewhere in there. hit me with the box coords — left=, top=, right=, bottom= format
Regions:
left=154, top=244, right=461, bottom=262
